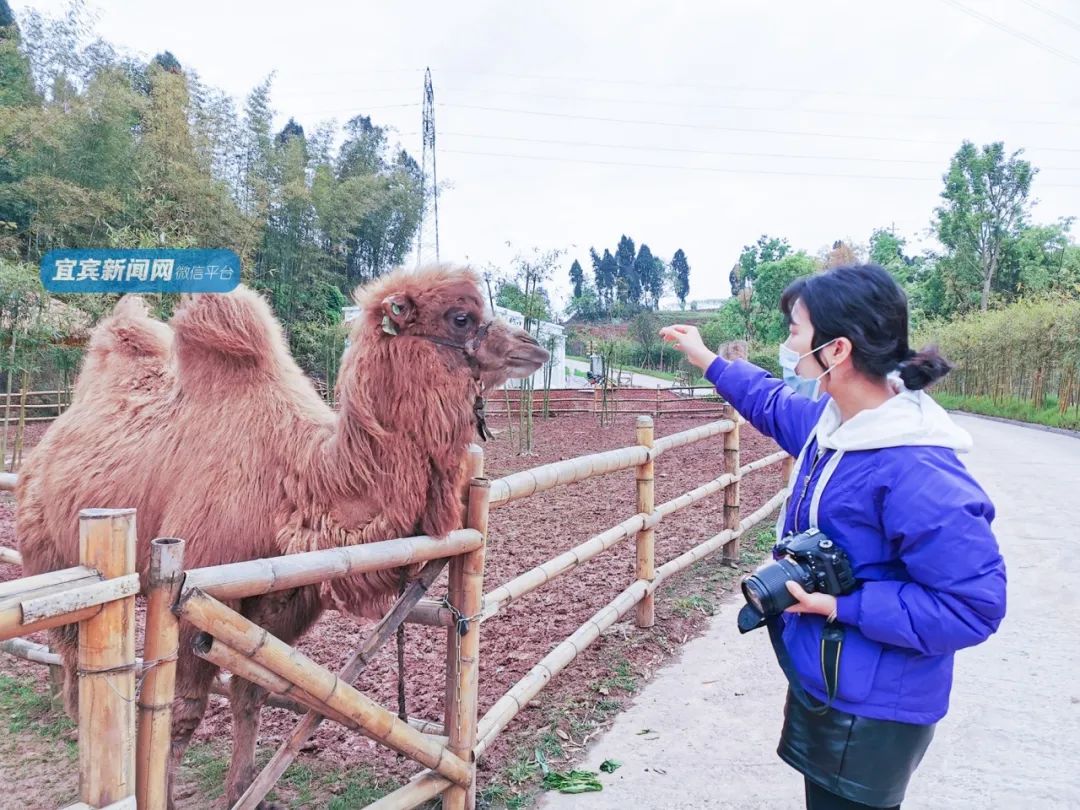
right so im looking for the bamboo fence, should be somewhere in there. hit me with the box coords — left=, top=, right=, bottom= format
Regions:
left=483, top=385, right=724, bottom=419
left=0, top=409, right=790, bottom=810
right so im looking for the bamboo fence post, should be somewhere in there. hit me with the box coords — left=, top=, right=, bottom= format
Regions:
left=445, top=448, right=484, bottom=745
left=13, top=372, right=28, bottom=469
left=443, top=477, right=490, bottom=810
left=78, top=508, right=137, bottom=807
left=136, top=537, right=185, bottom=810
left=655, top=386, right=661, bottom=418
left=722, top=404, right=741, bottom=563
left=635, top=416, right=656, bottom=628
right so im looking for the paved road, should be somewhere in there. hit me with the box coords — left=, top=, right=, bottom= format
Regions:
left=540, top=414, right=1080, bottom=809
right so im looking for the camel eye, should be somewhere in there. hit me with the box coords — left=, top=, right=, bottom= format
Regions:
left=453, top=313, right=470, bottom=328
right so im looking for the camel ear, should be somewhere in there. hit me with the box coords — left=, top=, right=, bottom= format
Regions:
left=381, top=294, right=416, bottom=335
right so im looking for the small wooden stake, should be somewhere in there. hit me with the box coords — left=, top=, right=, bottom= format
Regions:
left=722, top=404, right=741, bottom=563
left=136, top=537, right=185, bottom=810
left=78, top=508, right=137, bottom=807
left=635, top=416, right=656, bottom=628
left=443, top=477, right=490, bottom=810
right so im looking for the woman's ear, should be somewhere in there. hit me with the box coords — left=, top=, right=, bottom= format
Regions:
left=831, top=337, right=853, bottom=367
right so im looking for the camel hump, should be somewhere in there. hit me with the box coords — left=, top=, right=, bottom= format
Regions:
left=171, top=285, right=283, bottom=371
left=87, top=294, right=172, bottom=359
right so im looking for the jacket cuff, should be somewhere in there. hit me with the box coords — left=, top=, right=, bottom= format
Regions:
left=835, top=591, right=862, bottom=626
left=704, top=356, right=730, bottom=387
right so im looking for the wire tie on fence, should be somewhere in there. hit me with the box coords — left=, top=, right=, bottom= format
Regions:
left=76, top=647, right=179, bottom=704
left=441, top=596, right=484, bottom=637
left=77, top=662, right=139, bottom=678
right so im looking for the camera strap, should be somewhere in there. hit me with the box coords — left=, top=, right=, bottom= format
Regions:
left=766, top=617, right=845, bottom=716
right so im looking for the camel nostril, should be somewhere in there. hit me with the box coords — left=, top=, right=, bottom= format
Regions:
left=520, top=334, right=540, bottom=347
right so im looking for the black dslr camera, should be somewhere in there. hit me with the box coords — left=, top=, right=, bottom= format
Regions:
left=737, top=528, right=856, bottom=633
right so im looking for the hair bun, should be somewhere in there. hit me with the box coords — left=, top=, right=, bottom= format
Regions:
left=899, top=345, right=952, bottom=390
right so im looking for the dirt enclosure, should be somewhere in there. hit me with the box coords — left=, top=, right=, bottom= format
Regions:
left=0, top=404, right=783, bottom=808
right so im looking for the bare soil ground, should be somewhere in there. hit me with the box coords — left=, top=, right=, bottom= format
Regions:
left=0, top=406, right=782, bottom=809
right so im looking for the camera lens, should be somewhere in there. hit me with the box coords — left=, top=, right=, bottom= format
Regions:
left=741, top=557, right=810, bottom=617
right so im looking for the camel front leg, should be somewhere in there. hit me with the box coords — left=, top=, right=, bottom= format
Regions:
left=225, top=674, right=275, bottom=809
left=167, top=632, right=218, bottom=810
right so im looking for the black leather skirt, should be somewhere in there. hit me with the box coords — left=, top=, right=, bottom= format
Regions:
left=777, top=690, right=936, bottom=808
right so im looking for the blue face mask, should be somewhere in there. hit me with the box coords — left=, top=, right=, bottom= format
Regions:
left=779, top=339, right=839, bottom=400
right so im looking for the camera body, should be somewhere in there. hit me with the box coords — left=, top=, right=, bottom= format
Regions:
left=737, top=528, right=857, bottom=633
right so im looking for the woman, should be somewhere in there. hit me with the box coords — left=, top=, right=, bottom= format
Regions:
left=660, top=264, right=1007, bottom=810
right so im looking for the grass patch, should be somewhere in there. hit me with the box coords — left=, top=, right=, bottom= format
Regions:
left=0, top=674, right=75, bottom=757
left=594, top=659, right=637, bottom=695
left=672, top=594, right=715, bottom=618
left=183, top=742, right=230, bottom=801
left=324, top=765, right=393, bottom=808
left=933, top=392, right=1080, bottom=431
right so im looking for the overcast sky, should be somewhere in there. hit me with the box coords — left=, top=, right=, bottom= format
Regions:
left=18, top=0, right=1080, bottom=311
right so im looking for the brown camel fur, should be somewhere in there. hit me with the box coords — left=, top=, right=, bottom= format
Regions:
left=15, top=264, right=548, bottom=808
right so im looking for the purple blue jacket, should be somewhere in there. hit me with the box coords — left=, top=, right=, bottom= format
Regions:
left=706, top=357, right=1007, bottom=724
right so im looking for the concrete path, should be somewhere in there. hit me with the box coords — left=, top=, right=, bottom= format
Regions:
left=540, top=415, right=1080, bottom=809
left=565, top=359, right=710, bottom=395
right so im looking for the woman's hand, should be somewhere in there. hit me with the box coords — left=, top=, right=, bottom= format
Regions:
left=659, top=325, right=717, bottom=371
left=785, top=581, right=838, bottom=620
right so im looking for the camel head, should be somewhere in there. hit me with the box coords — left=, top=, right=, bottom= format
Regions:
left=352, top=264, right=550, bottom=392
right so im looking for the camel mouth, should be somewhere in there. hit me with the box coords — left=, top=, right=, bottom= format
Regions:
left=505, top=347, right=549, bottom=378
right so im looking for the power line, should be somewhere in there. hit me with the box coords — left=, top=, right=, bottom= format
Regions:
left=437, top=130, right=1080, bottom=171
left=416, top=67, right=1076, bottom=108
left=1017, top=0, right=1080, bottom=33
left=299, top=102, right=421, bottom=116
left=439, top=148, right=943, bottom=182
left=436, top=102, right=1080, bottom=153
left=428, top=87, right=1080, bottom=128
left=280, top=66, right=1074, bottom=108
left=438, top=147, right=1080, bottom=188
left=937, top=0, right=1080, bottom=67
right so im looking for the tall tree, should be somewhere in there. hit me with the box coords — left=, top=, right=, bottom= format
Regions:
left=590, top=247, right=617, bottom=312
left=568, top=258, right=584, bottom=299
left=635, top=243, right=664, bottom=309
left=614, top=234, right=638, bottom=306
left=730, top=234, right=790, bottom=297
left=935, top=141, right=1035, bottom=311
left=750, top=253, right=816, bottom=342
left=0, top=0, right=36, bottom=107
left=822, top=239, right=859, bottom=268
left=672, top=248, right=690, bottom=309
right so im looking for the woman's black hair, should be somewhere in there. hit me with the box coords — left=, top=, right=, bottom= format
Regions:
left=779, top=263, right=951, bottom=391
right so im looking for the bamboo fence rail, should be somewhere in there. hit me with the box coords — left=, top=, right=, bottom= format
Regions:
left=183, top=530, right=481, bottom=601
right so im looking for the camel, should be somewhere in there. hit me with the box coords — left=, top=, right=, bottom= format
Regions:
left=717, top=339, right=749, bottom=363
left=15, top=264, right=549, bottom=808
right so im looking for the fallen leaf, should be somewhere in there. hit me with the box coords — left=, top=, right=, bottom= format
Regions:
left=600, top=759, right=622, bottom=773
left=542, top=769, right=603, bottom=794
